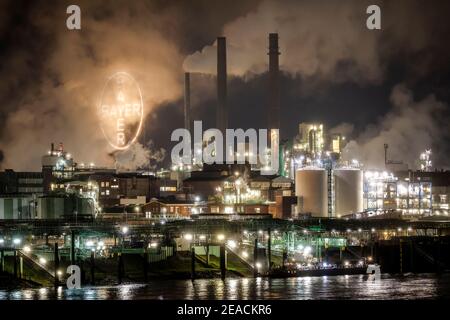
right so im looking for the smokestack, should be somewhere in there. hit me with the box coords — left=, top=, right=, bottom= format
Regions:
left=217, top=37, right=228, bottom=133
left=268, top=33, right=280, bottom=134
left=184, top=72, right=191, bottom=133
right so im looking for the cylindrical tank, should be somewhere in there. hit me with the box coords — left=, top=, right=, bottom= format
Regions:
left=334, top=169, right=363, bottom=216
left=295, top=169, right=328, bottom=217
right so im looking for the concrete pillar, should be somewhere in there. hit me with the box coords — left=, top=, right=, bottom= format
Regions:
left=90, top=250, right=95, bottom=285
left=19, top=256, right=23, bottom=279
left=71, top=230, right=76, bottom=265
left=54, top=243, right=60, bottom=287
left=190, top=247, right=196, bottom=280
left=13, top=250, right=17, bottom=278
left=0, top=249, right=4, bottom=272
left=143, top=247, right=149, bottom=282
left=267, top=228, right=272, bottom=272
left=220, top=244, right=226, bottom=280
left=253, top=238, right=258, bottom=277
left=117, top=253, right=124, bottom=284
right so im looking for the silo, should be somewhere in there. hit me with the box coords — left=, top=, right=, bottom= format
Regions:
left=295, top=169, right=328, bottom=217
left=334, top=169, right=363, bottom=216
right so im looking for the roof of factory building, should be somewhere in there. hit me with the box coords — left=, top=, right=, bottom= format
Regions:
left=183, top=175, right=228, bottom=182
left=395, top=170, right=450, bottom=186
left=146, top=196, right=196, bottom=205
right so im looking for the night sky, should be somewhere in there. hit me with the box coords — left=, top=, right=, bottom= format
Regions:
left=0, top=0, right=449, bottom=171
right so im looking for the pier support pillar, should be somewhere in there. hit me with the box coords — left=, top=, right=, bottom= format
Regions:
left=0, top=249, right=4, bottom=272
left=206, top=243, right=210, bottom=266
left=220, top=244, right=226, bottom=280
left=267, top=228, right=272, bottom=272
left=282, top=249, right=287, bottom=269
left=13, top=250, right=17, bottom=279
left=253, top=238, right=258, bottom=277
left=190, top=247, right=196, bottom=281
left=434, top=238, right=442, bottom=274
left=71, top=230, right=76, bottom=265
left=117, top=253, right=124, bottom=284
left=54, top=242, right=60, bottom=287
left=90, top=250, right=95, bottom=285
left=19, top=256, right=23, bottom=279
left=143, top=247, right=149, bottom=282
left=399, top=239, right=403, bottom=274
left=374, top=241, right=379, bottom=264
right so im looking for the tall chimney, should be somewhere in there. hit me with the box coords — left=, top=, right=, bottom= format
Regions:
left=217, top=37, right=228, bottom=133
left=268, top=33, right=280, bottom=134
left=184, top=72, right=191, bottom=133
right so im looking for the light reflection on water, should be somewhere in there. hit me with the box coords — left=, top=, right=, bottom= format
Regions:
left=1, top=273, right=449, bottom=300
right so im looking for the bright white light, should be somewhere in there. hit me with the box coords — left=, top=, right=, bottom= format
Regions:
left=184, top=233, right=193, bottom=241
left=217, top=234, right=225, bottom=241
left=297, top=244, right=304, bottom=251
left=39, top=258, right=47, bottom=265
left=199, top=235, right=206, bottom=240
left=322, top=262, right=328, bottom=268
left=397, top=227, right=402, bottom=232
left=407, top=227, right=413, bottom=232
left=227, top=240, right=237, bottom=249
left=371, top=228, right=376, bottom=232
left=346, top=229, right=351, bottom=233
left=258, top=230, right=263, bottom=235
left=23, top=246, right=31, bottom=253
left=57, top=270, right=63, bottom=276
left=122, top=226, right=129, bottom=234
left=242, top=251, right=248, bottom=258
left=86, top=241, right=94, bottom=247
left=344, top=261, right=350, bottom=267
left=255, top=262, right=262, bottom=269
left=358, top=228, right=362, bottom=232
left=303, top=246, right=312, bottom=256
left=149, top=242, right=158, bottom=248
left=98, top=241, right=104, bottom=247
left=195, top=196, right=200, bottom=202
left=358, top=260, right=364, bottom=266
left=13, top=238, right=21, bottom=245
left=0, top=239, right=4, bottom=245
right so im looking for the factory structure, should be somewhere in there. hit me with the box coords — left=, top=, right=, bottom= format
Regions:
left=0, top=33, right=449, bottom=221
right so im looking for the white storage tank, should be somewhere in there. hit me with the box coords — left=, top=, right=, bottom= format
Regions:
left=295, top=168, right=328, bottom=217
left=334, top=169, right=363, bottom=216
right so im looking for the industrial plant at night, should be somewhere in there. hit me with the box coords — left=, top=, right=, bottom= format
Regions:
left=0, top=0, right=450, bottom=305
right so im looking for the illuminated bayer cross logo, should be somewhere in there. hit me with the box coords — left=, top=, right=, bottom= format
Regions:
left=98, top=72, right=144, bottom=150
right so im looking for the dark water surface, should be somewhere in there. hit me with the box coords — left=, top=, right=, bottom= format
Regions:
left=1, top=273, right=450, bottom=300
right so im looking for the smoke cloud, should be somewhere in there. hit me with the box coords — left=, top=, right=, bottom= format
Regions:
left=183, top=0, right=449, bottom=86
left=341, top=84, right=450, bottom=169
left=114, top=141, right=166, bottom=171
left=0, top=1, right=183, bottom=171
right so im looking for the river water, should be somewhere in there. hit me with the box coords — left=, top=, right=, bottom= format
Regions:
left=1, top=273, right=449, bottom=300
